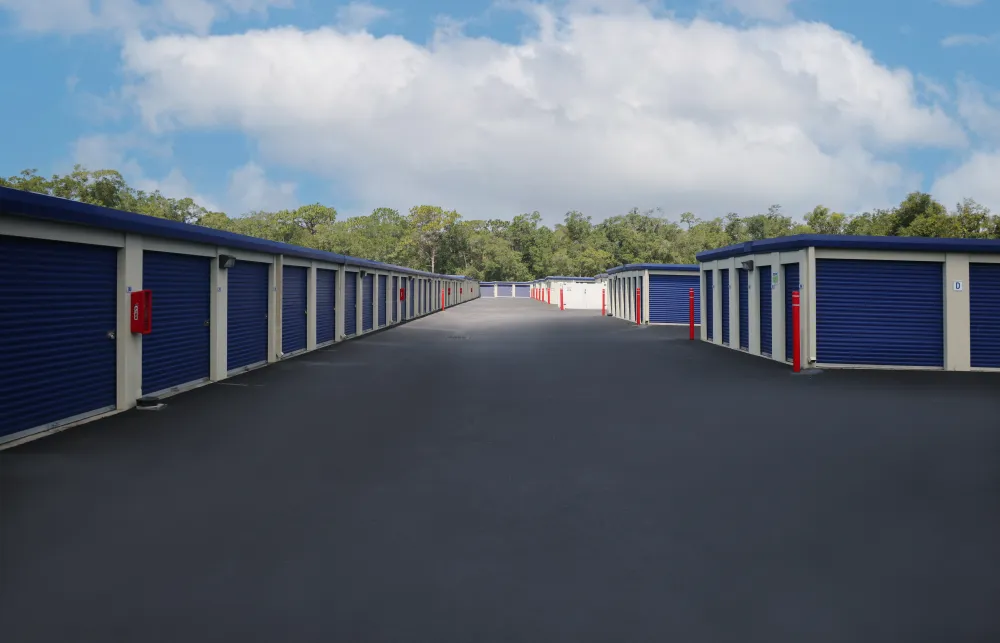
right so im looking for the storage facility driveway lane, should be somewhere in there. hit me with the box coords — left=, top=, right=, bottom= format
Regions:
left=3, top=298, right=1000, bottom=643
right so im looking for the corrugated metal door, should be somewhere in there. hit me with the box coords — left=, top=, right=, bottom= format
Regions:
left=738, top=268, right=749, bottom=350
left=515, top=284, right=529, bottom=298
left=759, top=268, right=772, bottom=356
left=316, top=268, right=336, bottom=344
left=704, top=270, right=714, bottom=340
left=281, top=265, right=308, bottom=354
left=816, top=259, right=943, bottom=366
left=481, top=282, right=494, bottom=297
left=409, top=278, right=415, bottom=317
left=783, top=263, right=800, bottom=361
left=498, top=284, right=513, bottom=297
left=721, top=269, right=730, bottom=345
left=392, top=276, right=399, bottom=322
left=970, top=263, right=1000, bottom=367
left=0, top=236, right=118, bottom=442
left=227, top=260, right=269, bottom=371
left=362, top=273, right=374, bottom=331
left=648, top=275, right=700, bottom=323
left=345, top=271, right=358, bottom=336
left=378, top=275, right=387, bottom=327
left=142, top=251, right=211, bottom=395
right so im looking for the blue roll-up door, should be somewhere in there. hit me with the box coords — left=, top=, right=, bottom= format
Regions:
left=816, top=259, right=943, bottom=366
left=648, top=275, right=699, bottom=324
left=481, top=283, right=494, bottom=297
left=281, top=265, right=307, bottom=354
left=345, top=271, right=358, bottom=336
left=362, top=274, right=374, bottom=331
left=227, top=260, right=269, bottom=371
left=738, top=269, right=749, bottom=350
left=721, top=269, right=730, bottom=345
left=142, top=251, right=211, bottom=396
left=392, top=276, right=399, bottom=322
left=704, top=270, right=714, bottom=340
left=759, top=268, right=772, bottom=356
left=515, top=284, right=529, bottom=298
left=316, top=268, right=336, bottom=344
left=0, top=236, right=117, bottom=442
left=971, top=263, right=1000, bottom=367
left=498, top=284, right=513, bottom=297
left=409, top=278, right=415, bottom=317
left=783, top=263, right=800, bottom=361
left=378, top=275, right=388, bottom=327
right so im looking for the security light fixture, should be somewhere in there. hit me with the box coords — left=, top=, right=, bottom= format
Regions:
left=741, top=260, right=754, bottom=271
left=361, top=270, right=369, bottom=278
left=219, top=254, right=236, bottom=269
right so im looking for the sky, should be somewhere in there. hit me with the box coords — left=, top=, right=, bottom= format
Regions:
left=0, top=0, right=998, bottom=225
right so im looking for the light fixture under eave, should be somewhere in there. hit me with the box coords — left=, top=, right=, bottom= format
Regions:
left=219, top=254, right=236, bottom=269
left=741, top=260, right=754, bottom=272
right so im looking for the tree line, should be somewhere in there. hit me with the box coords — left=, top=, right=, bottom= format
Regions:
left=3, top=166, right=996, bottom=281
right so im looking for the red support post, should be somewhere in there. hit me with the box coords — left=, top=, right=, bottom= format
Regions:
left=689, top=288, right=695, bottom=340
left=635, top=287, right=641, bottom=325
left=601, top=288, right=606, bottom=316
left=792, top=290, right=801, bottom=372
left=560, top=288, right=564, bottom=311
left=547, top=288, right=551, bottom=305
left=441, top=288, right=446, bottom=311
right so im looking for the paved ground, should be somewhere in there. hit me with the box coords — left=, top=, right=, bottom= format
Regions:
left=3, top=298, right=1000, bottom=643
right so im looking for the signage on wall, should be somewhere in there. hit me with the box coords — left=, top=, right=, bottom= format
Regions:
left=771, top=271, right=779, bottom=290
left=954, top=280, right=964, bottom=292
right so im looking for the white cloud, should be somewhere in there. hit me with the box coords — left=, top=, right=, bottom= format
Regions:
left=941, top=33, right=996, bottom=47
left=227, top=162, right=297, bottom=213
left=938, top=0, right=982, bottom=6
left=335, top=1, right=390, bottom=32
left=115, top=2, right=964, bottom=222
left=932, top=152, right=1000, bottom=211
left=0, top=0, right=290, bottom=35
left=720, top=0, right=796, bottom=21
left=956, top=79, right=1000, bottom=144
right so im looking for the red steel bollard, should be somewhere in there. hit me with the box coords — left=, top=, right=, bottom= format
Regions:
left=601, top=288, right=606, bottom=316
left=441, top=288, right=446, bottom=311
left=547, top=288, right=551, bottom=305
left=689, top=288, right=695, bottom=340
left=792, top=290, right=801, bottom=372
left=560, top=288, right=564, bottom=311
left=635, top=287, right=641, bottom=325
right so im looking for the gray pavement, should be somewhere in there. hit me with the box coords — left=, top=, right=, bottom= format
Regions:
left=2, top=297, right=1000, bottom=642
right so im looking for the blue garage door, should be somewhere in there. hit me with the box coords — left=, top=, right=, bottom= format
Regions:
left=227, top=260, right=269, bottom=371
left=759, top=268, right=772, bottom=356
left=392, top=276, right=399, bottom=322
left=738, top=269, right=749, bottom=350
left=481, top=282, right=494, bottom=297
left=498, top=284, right=513, bottom=297
left=345, top=271, right=358, bottom=336
left=282, top=265, right=308, bottom=354
left=816, top=259, right=943, bottom=367
left=515, top=284, right=529, bottom=298
left=971, top=263, right=1000, bottom=367
left=0, top=236, right=117, bottom=442
left=378, top=275, right=388, bottom=327
left=783, top=263, right=800, bottom=362
left=648, top=275, right=699, bottom=324
left=704, top=270, right=714, bottom=340
left=721, top=269, right=730, bottom=345
left=409, top=278, right=415, bottom=317
left=316, top=268, right=336, bottom=344
left=362, top=274, right=374, bottom=331
left=142, top=251, right=211, bottom=396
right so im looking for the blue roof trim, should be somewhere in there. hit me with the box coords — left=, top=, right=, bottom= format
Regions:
left=695, top=234, right=1000, bottom=262
left=0, top=186, right=464, bottom=280
left=543, top=275, right=596, bottom=282
left=606, top=263, right=699, bottom=275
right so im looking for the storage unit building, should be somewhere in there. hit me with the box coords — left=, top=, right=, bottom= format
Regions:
left=514, top=283, right=530, bottom=298
left=497, top=282, right=514, bottom=297
left=696, top=234, right=1000, bottom=371
left=0, top=185, right=478, bottom=447
left=605, top=264, right=699, bottom=324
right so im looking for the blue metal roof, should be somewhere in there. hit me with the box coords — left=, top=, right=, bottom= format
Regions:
left=606, top=263, right=699, bottom=275
left=696, top=234, right=1000, bottom=262
left=0, top=186, right=466, bottom=280
left=543, top=275, right=596, bottom=282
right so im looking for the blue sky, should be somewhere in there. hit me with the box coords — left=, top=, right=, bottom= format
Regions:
left=1, top=0, right=998, bottom=224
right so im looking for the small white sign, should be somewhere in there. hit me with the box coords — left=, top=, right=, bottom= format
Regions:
left=954, top=280, right=964, bottom=292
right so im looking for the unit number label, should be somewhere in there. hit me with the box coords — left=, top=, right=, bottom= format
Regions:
left=954, top=280, right=964, bottom=292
